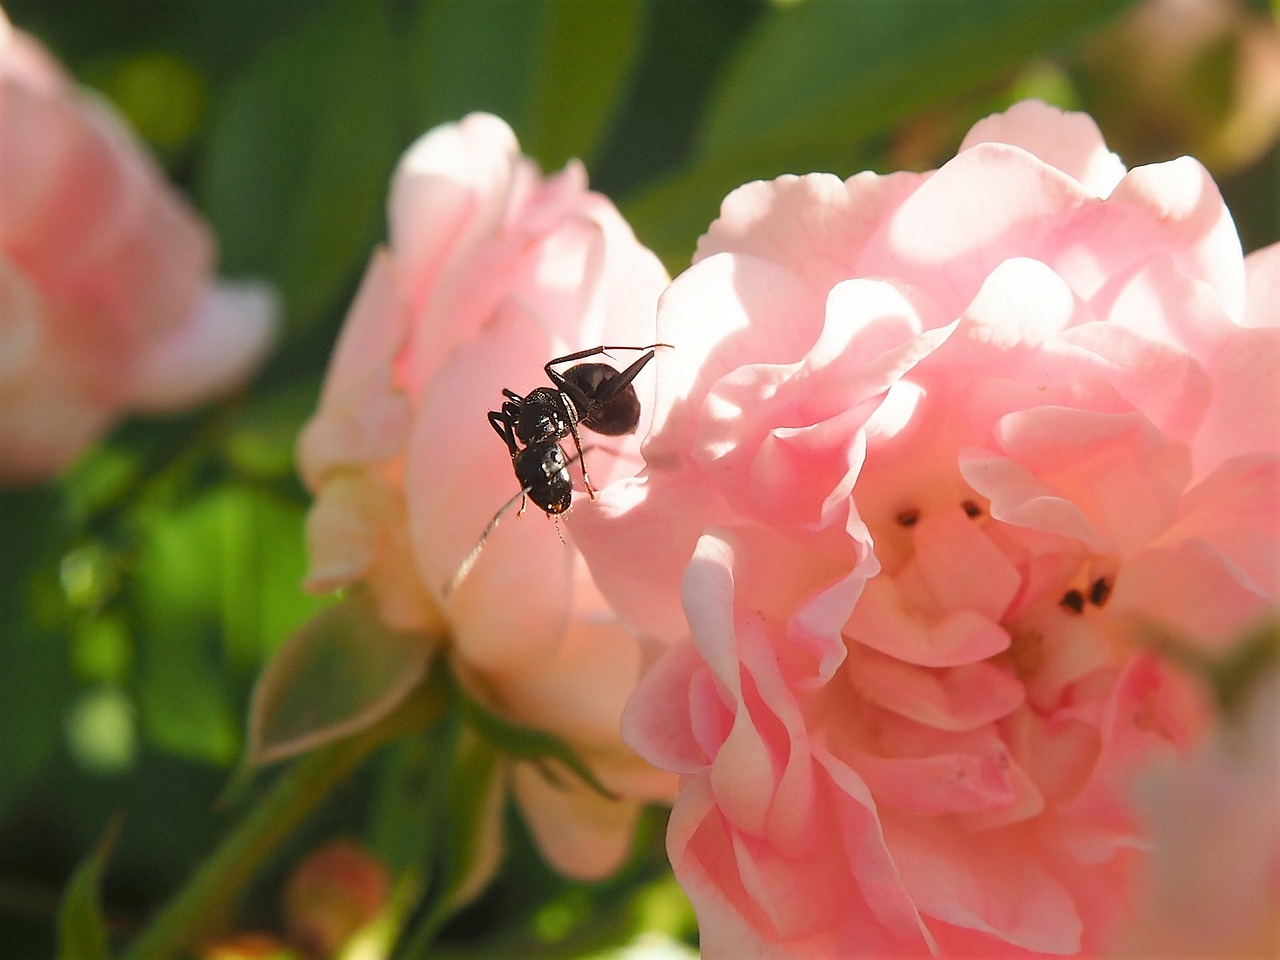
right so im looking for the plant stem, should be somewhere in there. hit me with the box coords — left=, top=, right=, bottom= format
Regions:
left=122, top=673, right=447, bottom=960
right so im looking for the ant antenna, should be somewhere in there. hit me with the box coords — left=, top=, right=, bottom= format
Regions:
left=442, top=446, right=595, bottom=598
left=443, top=485, right=530, bottom=598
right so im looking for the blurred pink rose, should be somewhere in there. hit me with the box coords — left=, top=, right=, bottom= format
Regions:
left=572, top=100, right=1280, bottom=956
left=1113, top=665, right=1279, bottom=959
left=297, top=113, right=676, bottom=879
left=0, top=8, right=278, bottom=483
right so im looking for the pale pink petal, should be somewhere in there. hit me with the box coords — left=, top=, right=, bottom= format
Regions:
left=1243, top=241, right=1280, bottom=328
left=130, top=280, right=278, bottom=411
left=850, top=746, right=1019, bottom=817
left=297, top=251, right=413, bottom=487
left=387, top=113, right=523, bottom=308
left=813, top=749, right=937, bottom=951
left=896, top=508, right=1022, bottom=622
left=884, top=814, right=1083, bottom=954
left=570, top=475, right=714, bottom=643
left=1059, top=654, right=1204, bottom=850
left=511, top=762, right=642, bottom=880
left=1097, top=158, right=1246, bottom=321
left=667, top=779, right=796, bottom=960
left=646, top=252, right=826, bottom=464
left=0, top=371, right=112, bottom=481
left=991, top=407, right=1192, bottom=555
left=695, top=170, right=923, bottom=295
left=959, top=99, right=1126, bottom=197
left=1163, top=453, right=1280, bottom=597
left=483, top=607, right=646, bottom=751
left=866, top=143, right=1093, bottom=319
left=847, top=649, right=1026, bottom=732
left=846, top=576, right=1012, bottom=668
left=1117, top=669, right=1280, bottom=958
left=0, top=13, right=66, bottom=94
left=621, top=638, right=711, bottom=774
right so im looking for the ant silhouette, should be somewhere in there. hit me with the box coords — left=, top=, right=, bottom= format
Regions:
left=444, top=343, right=671, bottom=595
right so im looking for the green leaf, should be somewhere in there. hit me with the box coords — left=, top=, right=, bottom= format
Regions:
left=0, top=486, right=73, bottom=816
left=246, top=594, right=435, bottom=767
left=404, top=0, right=540, bottom=137
left=394, top=716, right=506, bottom=955
left=702, top=0, right=1133, bottom=158
left=199, top=1, right=399, bottom=327
left=404, top=0, right=648, bottom=168
left=523, top=0, right=648, bottom=168
left=57, top=818, right=120, bottom=960
left=457, top=687, right=618, bottom=802
left=131, top=484, right=327, bottom=765
left=367, top=736, right=451, bottom=876
left=436, top=724, right=505, bottom=912
left=624, top=0, right=1136, bottom=269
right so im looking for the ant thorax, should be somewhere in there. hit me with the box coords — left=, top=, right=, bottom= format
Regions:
left=515, top=386, right=578, bottom=446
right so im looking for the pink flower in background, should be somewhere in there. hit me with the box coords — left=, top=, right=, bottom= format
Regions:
left=572, top=100, right=1280, bottom=956
left=297, top=113, right=675, bottom=879
left=1113, top=667, right=1280, bottom=959
left=0, top=8, right=277, bottom=483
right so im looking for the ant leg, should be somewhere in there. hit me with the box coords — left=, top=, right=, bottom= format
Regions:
left=488, top=408, right=520, bottom=457
left=543, top=343, right=673, bottom=384
left=568, top=414, right=596, bottom=499
left=557, top=392, right=596, bottom=498
left=490, top=408, right=528, bottom=513
left=589, top=348, right=666, bottom=406
left=545, top=343, right=672, bottom=422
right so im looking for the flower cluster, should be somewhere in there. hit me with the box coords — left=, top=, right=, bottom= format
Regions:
left=297, top=99, right=1278, bottom=952
left=0, top=8, right=276, bottom=482
left=567, top=100, right=1280, bottom=956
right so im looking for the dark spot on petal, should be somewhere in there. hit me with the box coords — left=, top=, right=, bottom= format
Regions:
left=1059, top=589, right=1085, bottom=615
left=1088, top=576, right=1112, bottom=607
left=961, top=499, right=983, bottom=518
left=896, top=509, right=920, bottom=528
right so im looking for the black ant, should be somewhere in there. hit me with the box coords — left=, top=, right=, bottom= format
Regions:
left=444, top=343, right=670, bottom=595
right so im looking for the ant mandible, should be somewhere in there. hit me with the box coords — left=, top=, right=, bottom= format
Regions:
left=444, top=343, right=671, bottom=595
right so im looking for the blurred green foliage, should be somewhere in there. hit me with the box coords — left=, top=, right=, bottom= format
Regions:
left=1, top=0, right=1277, bottom=957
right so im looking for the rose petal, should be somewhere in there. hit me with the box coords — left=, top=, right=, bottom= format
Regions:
left=959, top=99, right=1126, bottom=197
left=130, top=280, right=278, bottom=411
left=1243, top=241, right=1280, bottom=328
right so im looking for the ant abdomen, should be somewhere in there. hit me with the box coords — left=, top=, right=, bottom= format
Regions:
left=564, top=363, right=642, bottom=436
left=514, top=443, right=572, bottom=514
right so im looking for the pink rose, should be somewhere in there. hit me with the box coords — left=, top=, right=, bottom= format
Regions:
left=0, top=8, right=277, bottom=483
left=297, top=113, right=676, bottom=879
left=572, top=100, right=1280, bottom=956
